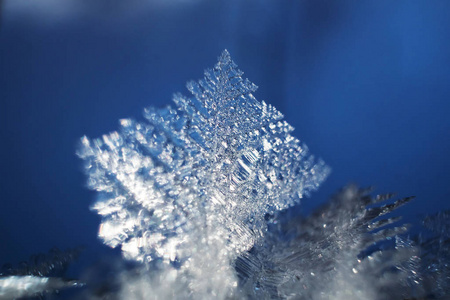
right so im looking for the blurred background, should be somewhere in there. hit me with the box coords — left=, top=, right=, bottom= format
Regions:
left=1, top=0, right=450, bottom=283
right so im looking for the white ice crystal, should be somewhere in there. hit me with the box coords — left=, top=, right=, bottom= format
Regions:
left=0, top=247, right=84, bottom=299
left=0, top=275, right=81, bottom=299
left=78, top=50, right=329, bottom=298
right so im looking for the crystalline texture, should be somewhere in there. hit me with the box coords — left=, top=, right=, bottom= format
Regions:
left=78, top=50, right=329, bottom=297
left=235, top=186, right=416, bottom=299
left=0, top=248, right=83, bottom=299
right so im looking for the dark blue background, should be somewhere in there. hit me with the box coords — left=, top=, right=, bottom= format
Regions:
left=1, top=0, right=450, bottom=276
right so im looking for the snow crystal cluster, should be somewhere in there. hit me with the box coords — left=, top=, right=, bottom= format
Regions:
left=78, top=51, right=450, bottom=299
left=78, top=50, right=329, bottom=298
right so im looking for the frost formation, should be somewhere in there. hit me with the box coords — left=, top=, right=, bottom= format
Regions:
left=78, top=50, right=329, bottom=297
left=76, top=51, right=450, bottom=299
left=236, top=185, right=418, bottom=299
left=0, top=248, right=83, bottom=299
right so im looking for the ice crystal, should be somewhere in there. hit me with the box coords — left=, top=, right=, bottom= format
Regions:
left=235, top=185, right=416, bottom=299
left=413, top=210, right=450, bottom=298
left=0, top=275, right=82, bottom=299
left=77, top=50, right=450, bottom=300
left=78, top=50, right=329, bottom=297
left=0, top=247, right=83, bottom=299
left=0, top=247, right=82, bottom=278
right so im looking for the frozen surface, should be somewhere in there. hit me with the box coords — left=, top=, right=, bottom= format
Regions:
left=78, top=50, right=329, bottom=297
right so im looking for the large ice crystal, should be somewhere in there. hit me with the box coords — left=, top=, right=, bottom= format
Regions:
left=78, top=50, right=329, bottom=297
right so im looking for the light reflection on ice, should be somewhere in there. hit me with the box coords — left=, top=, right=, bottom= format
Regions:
left=78, top=50, right=329, bottom=298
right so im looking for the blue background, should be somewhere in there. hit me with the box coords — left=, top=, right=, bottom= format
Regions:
left=1, top=0, right=450, bottom=277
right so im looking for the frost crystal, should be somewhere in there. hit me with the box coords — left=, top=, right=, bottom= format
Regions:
left=235, top=186, right=416, bottom=299
left=78, top=50, right=329, bottom=297
left=0, top=248, right=83, bottom=299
